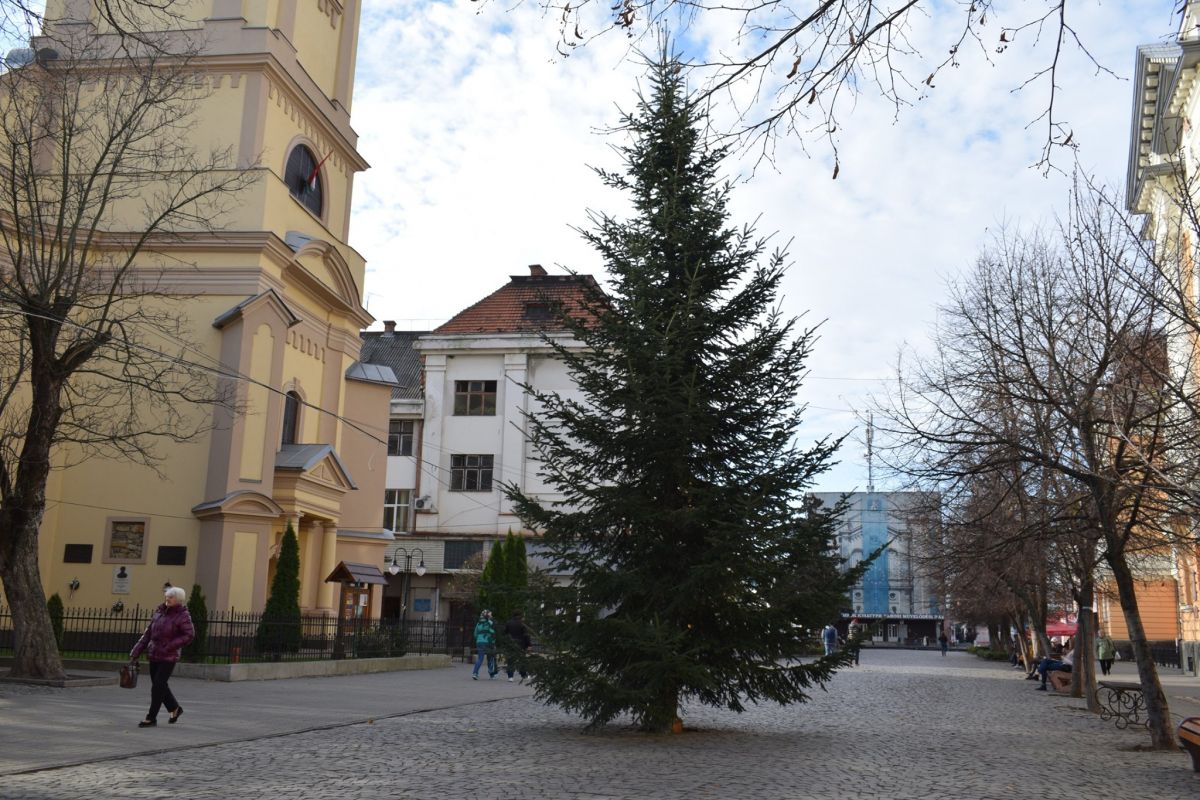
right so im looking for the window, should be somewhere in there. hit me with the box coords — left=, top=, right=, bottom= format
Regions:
left=383, top=489, right=411, bottom=532
left=444, top=540, right=483, bottom=570
left=453, top=380, right=497, bottom=416
left=523, top=302, right=552, bottom=322
left=157, top=546, right=187, bottom=566
left=104, top=519, right=147, bottom=564
left=284, top=144, right=323, bottom=216
left=388, top=419, right=415, bottom=456
left=450, top=454, right=493, bottom=492
left=63, top=544, right=93, bottom=563
left=281, top=391, right=300, bottom=445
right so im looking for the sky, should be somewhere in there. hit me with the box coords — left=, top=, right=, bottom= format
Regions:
left=348, top=1, right=1176, bottom=492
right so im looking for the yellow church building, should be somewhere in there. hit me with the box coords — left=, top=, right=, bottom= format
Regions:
left=30, top=1, right=393, bottom=617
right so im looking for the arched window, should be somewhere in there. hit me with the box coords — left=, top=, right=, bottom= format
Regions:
left=284, top=145, right=323, bottom=217
left=281, top=391, right=301, bottom=445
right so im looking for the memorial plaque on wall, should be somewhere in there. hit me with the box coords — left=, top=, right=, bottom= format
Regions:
left=112, top=566, right=131, bottom=594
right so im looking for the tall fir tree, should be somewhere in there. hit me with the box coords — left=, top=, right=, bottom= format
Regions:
left=504, top=532, right=529, bottom=610
left=476, top=537, right=508, bottom=619
left=256, top=523, right=302, bottom=654
left=505, top=50, right=863, bottom=732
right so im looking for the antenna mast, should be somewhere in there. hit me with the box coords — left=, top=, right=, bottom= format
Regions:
left=866, top=412, right=875, bottom=494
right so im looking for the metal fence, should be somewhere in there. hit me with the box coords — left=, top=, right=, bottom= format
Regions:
left=1114, top=640, right=1181, bottom=670
left=0, top=605, right=477, bottom=664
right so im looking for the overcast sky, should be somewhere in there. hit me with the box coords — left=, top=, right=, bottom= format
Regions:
left=349, top=1, right=1175, bottom=492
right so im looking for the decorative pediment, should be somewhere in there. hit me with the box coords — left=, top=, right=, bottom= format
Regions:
left=192, top=490, right=284, bottom=520
left=212, top=288, right=301, bottom=330
left=275, top=443, right=357, bottom=491
left=283, top=237, right=372, bottom=327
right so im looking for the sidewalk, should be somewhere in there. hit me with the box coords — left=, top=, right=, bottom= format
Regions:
left=0, top=661, right=529, bottom=776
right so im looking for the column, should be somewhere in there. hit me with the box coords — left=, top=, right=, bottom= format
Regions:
left=498, top=353, right=528, bottom=523
left=317, top=521, right=338, bottom=613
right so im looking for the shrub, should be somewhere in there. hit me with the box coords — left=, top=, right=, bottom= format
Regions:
left=256, top=523, right=302, bottom=655
left=182, top=584, right=208, bottom=662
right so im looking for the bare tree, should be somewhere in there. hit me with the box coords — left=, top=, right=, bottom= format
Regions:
left=497, top=0, right=1148, bottom=169
left=0, top=21, right=251, bottom=679
left=875, top=180, right=1197, bottom=749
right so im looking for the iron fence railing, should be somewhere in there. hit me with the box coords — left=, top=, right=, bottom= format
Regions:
left=1114, top=640, right=1181, bottom=670
left=0, top=605, right=476, bottom=664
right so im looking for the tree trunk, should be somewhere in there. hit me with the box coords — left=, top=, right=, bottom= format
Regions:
left=1106, top=549, right=1176, bottom=750
left=0, top=514, right=65, bottom=680
left=1072, top=580, right=1099, bottom=712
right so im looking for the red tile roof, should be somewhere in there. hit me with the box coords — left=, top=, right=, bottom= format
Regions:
left=433, top=271, right=603, bottom=335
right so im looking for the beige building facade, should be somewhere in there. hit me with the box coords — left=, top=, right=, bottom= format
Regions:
left=1127, top=1, right=1200, bottom=674
left=30, top=1, right=394, bottom=616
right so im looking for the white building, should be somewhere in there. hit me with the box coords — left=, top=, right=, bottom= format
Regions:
left=362, top=266, right=597, bottom=622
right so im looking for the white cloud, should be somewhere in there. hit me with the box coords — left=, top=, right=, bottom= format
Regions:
left=351, top=0, right=1178, bottom=490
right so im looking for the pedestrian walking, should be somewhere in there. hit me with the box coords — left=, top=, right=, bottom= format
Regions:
left=1096, top=630, right=1116, bottom=676
left=503, top=611, right=532, bottom=682
left=938, top=632, right=948, bottom=657
left=472, top=609, right=497, bottom=680
left=129, top=585, right=194, bottom=728
left=847, top=617, right=863, bottom=665
left=821, top=624, right=838, bottom=657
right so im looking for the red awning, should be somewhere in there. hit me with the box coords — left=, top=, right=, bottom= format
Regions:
left=1044, top=621, right=1077, bottom=637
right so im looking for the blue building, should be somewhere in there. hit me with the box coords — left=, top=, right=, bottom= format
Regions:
left=811, top=491, right=944, bottom=644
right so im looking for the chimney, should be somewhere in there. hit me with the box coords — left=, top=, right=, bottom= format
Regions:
left=528, top=264, right=547, bottom=277
left=383, top=320, right=396, bottom=334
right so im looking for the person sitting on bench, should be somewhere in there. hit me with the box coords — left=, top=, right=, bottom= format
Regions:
left=1035, top=649, right=1073, bottom=691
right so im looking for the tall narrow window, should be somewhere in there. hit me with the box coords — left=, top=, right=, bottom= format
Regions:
left=453, top=380, right=497, bottom=416
left=281, top=391, right=301, bottom=445
left=388, top=419, right=415, bottom=456
left=383, top=489, right=411, bottom=532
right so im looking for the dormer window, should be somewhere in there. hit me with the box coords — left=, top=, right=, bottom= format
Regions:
left=284, top=145, right=324, bottom=217
left=523, top=302, right=552, bottom=322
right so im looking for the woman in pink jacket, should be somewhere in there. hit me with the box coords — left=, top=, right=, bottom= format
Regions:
left=130, top=585, right=195, bottom=727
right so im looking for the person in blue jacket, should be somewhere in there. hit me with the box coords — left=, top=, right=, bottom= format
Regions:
left=822, top=624, right=838, bottom=656
left=472, top=609, right=498, bottom=680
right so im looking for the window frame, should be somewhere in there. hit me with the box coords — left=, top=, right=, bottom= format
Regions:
left=281, top=390, right=301, bottom=446
left=388, top=419, right=415, bottom=456
left=450, top=454, right=494, bottom=492
left=383, top=488, right=412, bottom=532
left=284, top=144, right=324, bottom=218
left=453, top=380, right=497, bottom=416
left=444, top=540, right=483, bottom=570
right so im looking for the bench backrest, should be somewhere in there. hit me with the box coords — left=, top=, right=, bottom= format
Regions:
left=1181, top=717, right=1200, bottom=739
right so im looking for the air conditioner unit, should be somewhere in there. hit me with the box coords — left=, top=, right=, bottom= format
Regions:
left=413, top=495, right=434, bottom=511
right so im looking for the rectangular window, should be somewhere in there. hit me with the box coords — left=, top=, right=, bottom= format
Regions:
left=388, top=419, right=415, bottom=456
left=383, top=489, right=412, bottom=532
left=453, top=380, right=497, bottom=416
left=156, top=546, right=188, bottom=566
left=104, top=519, right=147, bottom=564
left=63, top=544, right=93, bottom=563
left=450, top=454, right=493, bottom=492
left=444, top=540, right=483, bottom=570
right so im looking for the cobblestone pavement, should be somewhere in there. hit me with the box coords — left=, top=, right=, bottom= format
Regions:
left=2, top=650, right=1196, bottom=799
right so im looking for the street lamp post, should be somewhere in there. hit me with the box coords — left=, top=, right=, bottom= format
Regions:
left=387, top=547, right=425, bottom=626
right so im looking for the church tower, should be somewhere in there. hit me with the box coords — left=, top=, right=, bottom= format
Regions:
left=36, top=1, right=394, bottom=616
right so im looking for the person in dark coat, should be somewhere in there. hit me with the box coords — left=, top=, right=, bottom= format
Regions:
left=503, top=611, right=533, bottom=682
left=130, top=585, right=195, bottom=727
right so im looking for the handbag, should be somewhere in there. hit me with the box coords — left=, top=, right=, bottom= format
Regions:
left=119, top=661, right=139, bottom=689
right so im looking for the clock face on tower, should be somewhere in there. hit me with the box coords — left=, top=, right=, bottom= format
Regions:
left=284, top=145, right=323, bottom=216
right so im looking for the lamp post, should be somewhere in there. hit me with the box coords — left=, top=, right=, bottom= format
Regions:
left=387, top=547, right=425, bottom=626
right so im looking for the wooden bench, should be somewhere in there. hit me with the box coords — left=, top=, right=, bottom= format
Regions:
left=1047, top=670, right=1071, bottom=692
left=1180, top=717, right=1200, bottom=773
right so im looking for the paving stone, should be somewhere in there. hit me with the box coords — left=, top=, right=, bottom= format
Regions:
left=1, top=650, right=1196, bottom=798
